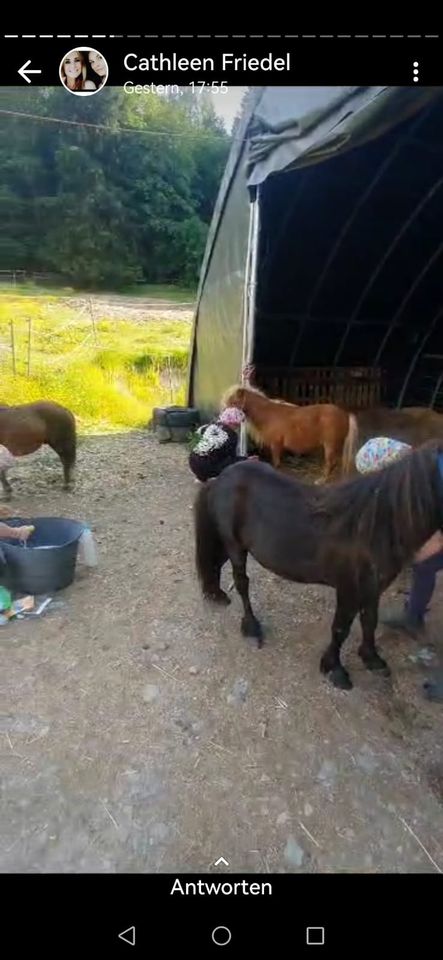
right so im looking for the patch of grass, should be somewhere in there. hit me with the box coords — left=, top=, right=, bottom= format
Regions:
left=119, top=283, right=196, bottom=302
left=0, top=295, right=191, bottom=433
left=0, top=284, right=76, bottom=299
left=0, top=282, right=196, bottom=302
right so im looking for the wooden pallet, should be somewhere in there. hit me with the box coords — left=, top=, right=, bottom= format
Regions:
left=255, top=366, right=384, bottom=409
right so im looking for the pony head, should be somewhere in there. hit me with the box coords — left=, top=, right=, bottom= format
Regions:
left=221, top=383, right=264, bottom=411
left=221, top=385, right=246, bottom=410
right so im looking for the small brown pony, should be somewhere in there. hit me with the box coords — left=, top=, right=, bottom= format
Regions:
left=222, top=385, right=357, bottom=481
left=0, top=401, right=76, bottom=498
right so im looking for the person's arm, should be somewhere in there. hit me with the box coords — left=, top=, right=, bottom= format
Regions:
left=0, top=522, right=34, bottom=542
left=414, top=531, right=443, bottom=563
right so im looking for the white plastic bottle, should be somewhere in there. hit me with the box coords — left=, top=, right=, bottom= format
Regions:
left=78, top=528, right=98, bottom=567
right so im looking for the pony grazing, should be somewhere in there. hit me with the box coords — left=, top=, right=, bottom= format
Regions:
left=194, top=441, right=443, bottom=691
left=222, top=385, right=357, bottom=481
left=0, top=401, right=76, bottom=498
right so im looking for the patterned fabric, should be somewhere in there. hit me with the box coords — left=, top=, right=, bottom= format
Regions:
left=219, top=406, right=245, bottom=428
left=355, top=437, right=412, bottom=474
left=189, top=420, right=242, bottom=482
left=193, top=423, right=232, bottom=456
left=0, top=445, right=15, bottom=472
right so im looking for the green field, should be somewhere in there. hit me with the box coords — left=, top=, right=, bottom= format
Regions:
left=0, top=283, right=196, bottom=303
left=0, top=289, right=194, bottom=434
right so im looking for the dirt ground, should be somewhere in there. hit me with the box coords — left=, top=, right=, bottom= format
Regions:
left=1, top=433, right=443, bottom=874
left=68, top=294, right=194, bottom=323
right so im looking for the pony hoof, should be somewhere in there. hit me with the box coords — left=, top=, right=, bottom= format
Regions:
left=371, top=661, right=391, bottom=677
left=359, top=650, right=391, bottom=675
left=246, top=634, right=264, bottom=650
left=324, top=666, right=353, bottom=690
left=241, top=617, right=264, bottom=647
left=330, top=668, right=353, bottom=690
left=205, top=589, right=231, bottom=606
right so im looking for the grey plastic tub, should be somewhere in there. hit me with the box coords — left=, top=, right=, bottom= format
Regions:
left=0, top=517, right=86, bottom=594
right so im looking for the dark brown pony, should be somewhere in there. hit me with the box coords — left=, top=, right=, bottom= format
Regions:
left=222, top=385, right=357, bottom=481
left=346, top=406, right=443, bottom=469
left=194, top=442, right=443, bottom=691
left=0, top=401, right=76, bottom=498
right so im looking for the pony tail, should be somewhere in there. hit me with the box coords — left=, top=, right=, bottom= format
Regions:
left=194, top=482, right=227, bottom=597
left=342, top=412, right=359, bottom=475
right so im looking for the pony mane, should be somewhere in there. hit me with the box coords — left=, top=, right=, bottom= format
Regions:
left=319, top=439, right=443, bottom=566
left=220, top=383, right=266, bottom=408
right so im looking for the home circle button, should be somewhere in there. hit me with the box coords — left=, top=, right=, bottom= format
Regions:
left=211, top=925, right=232, bottom=946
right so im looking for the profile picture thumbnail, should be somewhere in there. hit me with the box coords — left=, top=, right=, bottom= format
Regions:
left=59, top=47, right=109, bottom=96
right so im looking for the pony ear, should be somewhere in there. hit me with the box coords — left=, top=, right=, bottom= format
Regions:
left=235, top=387, right=246, bottom=406
left=221, top=384, right=241, bottom=408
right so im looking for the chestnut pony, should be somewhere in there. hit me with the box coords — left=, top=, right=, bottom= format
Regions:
left=222, top=385, right=357, bottom=481
left=0, top=400, right=76, bottom=498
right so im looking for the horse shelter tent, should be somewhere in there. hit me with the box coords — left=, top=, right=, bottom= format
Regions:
left=187, top=86, right=443, bottom=433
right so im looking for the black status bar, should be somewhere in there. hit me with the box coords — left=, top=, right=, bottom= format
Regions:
left=0, top=36, right=441, bottom=85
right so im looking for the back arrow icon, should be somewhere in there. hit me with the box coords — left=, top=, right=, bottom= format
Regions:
left=18, top=60, right=42, bottom=84
left=118, top=926, right=136, bottom=946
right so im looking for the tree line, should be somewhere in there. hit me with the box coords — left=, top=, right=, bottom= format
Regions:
left=0, top=86, right=234, bottom=289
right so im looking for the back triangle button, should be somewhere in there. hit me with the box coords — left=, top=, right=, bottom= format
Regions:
left=118, top=926, right=135, bottom=946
